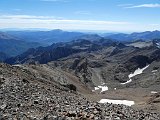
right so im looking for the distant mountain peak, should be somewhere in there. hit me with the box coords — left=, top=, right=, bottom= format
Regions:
left=105, top=30, right=160, bottom=41
left=0, top=31, right=18, bottom=40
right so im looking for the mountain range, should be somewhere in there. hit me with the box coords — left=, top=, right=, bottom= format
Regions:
left=5, top=37, right=160, bottom=87
left=1, top=29, right=160, bottom=60
left=0, top=32, right=42, bottom=58
left=7, top=29, right=85, bottom=45
left=105, top=30, right=160, bottom=41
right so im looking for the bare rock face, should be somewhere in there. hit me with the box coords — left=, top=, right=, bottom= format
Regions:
left=65, top=84, right=77, bottom=91
left=0, top=77, right=5, bottom=86
left=67, top=57, right=94, bottom=85
left=125, top=55, right=151, bottom=71
left=74, top=58, right=91, bottom=83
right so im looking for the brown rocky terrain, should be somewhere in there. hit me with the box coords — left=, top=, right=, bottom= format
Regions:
left=0, top=63, right=160, bottom=120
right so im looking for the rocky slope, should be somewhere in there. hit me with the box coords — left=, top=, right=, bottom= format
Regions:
left=0, top=63, right=160, bottom=119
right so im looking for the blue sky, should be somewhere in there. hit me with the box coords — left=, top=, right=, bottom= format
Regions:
left=0, top=0, right=160, bottom=32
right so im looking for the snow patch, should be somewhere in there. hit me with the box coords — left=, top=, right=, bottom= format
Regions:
left=99, top=99, right=135, bottom=106
left=94, top=87, right=100, bottom=90
left=13, top=64, right=22, bottom=67
left=152, top=70, right=157, bottom=73
left=128, top=65, right=149, bottom=78
left=121, top=65, right=149, bottom=85
left=151, top=91, right=158, bottom=94
left=98, top=86, right=108, bottom=93
left=93, top=84, right=109, bottom=93
left=121, top=79, right=132, bottom=85
left=156, top=43, right=160, bottom=48
left=101, top=83, right=105, bottom=85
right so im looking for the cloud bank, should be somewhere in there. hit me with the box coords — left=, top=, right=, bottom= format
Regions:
left=0, top=14, right=159, bottom=32
left=126, top=4, right=160, bottom=8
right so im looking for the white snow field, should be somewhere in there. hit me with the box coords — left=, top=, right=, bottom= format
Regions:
left=99, top=99, right=135, bottom=106
left=151, top=91, right=158, bottom=94
left=121, top=79, right=132, bottom=85
left=152, top=70, right=157, bottom=73
left=94, top=85, right=109, bottom=93
left=121, top=65, right=150, bottom=85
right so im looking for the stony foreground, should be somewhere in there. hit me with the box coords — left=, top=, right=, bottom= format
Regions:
left=0, top=63, right=160, bottom=120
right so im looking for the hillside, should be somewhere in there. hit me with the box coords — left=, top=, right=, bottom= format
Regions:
left=5, top=38, right=116, bottom=64
left=105, top=30, right=160, bottom=41
left=2, top=31, right=160, bottom=119
left=0, top=52, right=9, bottom=62
left=7, top=30, right=85, bottom=45
left=0, top=63, right=160, bottom=119
left=0, top=32, right=42, bottom=57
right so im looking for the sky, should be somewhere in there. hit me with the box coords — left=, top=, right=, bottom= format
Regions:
left=0, top=0, right=160, bottom=32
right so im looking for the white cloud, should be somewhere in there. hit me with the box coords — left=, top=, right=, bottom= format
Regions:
left=0, top=14, right=159, bottom=32
left=117, top=4, right=133, bottom=7
left=126, top=4, right=160, bottom=8
left=0, top=15, right=59, bottom=19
